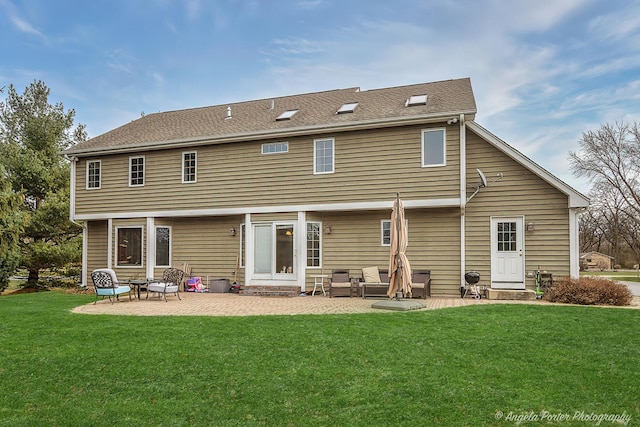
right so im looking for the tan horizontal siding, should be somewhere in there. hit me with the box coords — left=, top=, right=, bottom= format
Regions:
left=86, top=220, right=108, bottom=275
left=312, top=208, right=461, bottom=295
left=170, top=216, right=243, bottom=284
left=465, top=131, right=570, bottom=289
left=74, top=123, right=461, bottom=216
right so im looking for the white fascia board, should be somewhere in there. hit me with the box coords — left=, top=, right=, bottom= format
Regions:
left=466, top=121, right=589, bottom=209
left=73, top=198, right=462, bottom=221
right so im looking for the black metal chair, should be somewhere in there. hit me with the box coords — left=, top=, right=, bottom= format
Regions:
left=147, top=268, right=184, bottom=302
left=91, top=269, right=132, bottom=304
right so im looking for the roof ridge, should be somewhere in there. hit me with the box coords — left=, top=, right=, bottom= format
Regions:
left=146, top=86, right=362, bottom=117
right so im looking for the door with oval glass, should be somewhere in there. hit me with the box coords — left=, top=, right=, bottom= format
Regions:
left=253, top=223, right=296, bottom=281
left=490, top=216, right=525, bottom=289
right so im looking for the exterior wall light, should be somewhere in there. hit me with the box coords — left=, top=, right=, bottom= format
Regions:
left=526, top=222, right=535, bottom=232
left=324, top=226, right=332, bottom=234
left=229, top=227, right=236, bottom=236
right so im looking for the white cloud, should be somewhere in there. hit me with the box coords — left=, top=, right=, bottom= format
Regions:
left=0, top=0, right=46, bottom=39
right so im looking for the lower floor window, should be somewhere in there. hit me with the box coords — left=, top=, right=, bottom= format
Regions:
left=307, top=222, right=321, bottom=267
left=156, top=226, right=171, bottom=267
left=117, top=227, right=142, bottom=266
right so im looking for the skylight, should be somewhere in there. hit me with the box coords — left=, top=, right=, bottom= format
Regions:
left=406, top=95, right=427, bottom=106
left=276, top=109, right=299, bottom=121
left=337, top=102, right=359, bottom=114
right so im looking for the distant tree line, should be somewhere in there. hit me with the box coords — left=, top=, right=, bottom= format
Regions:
left=570, top=121, right=640, bottom=269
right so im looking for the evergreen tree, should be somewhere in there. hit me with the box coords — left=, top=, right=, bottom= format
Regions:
left=0, top=81, right=86, bottom=286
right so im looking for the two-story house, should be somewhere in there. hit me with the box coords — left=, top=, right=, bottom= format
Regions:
left=65, top=78, right=589, bottom=296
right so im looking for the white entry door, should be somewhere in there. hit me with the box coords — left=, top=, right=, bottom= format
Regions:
left=490, top=217, right=525, bottom=289
left=253, top=223, right=296, bottom=281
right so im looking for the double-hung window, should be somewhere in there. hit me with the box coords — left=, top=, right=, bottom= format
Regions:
left=86, top=160, right=101, bottom=189
left=422, top=128, right=446, bottom=167
left=129, top=156, right=145, bottom=186
left=314, top=138, right=334, bottom=174
left=182, top=151, right=197, bottom=183
left=116, top=227, right=143, bottom=266
left=155, top=226, right=171, bottom=267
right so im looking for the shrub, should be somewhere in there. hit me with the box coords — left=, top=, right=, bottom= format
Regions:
left=544, top=276, right=633, bottom=306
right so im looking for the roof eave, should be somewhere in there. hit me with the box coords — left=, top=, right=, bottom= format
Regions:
left=64, top=109, right=477, bottom=157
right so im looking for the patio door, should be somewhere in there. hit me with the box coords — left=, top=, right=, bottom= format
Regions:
left=490, top=217, right=525, bottom=289
left=253, top=223, right=296, bottom=281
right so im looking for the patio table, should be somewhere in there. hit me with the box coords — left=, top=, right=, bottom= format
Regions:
left=127, top=279, right=149, bottom=300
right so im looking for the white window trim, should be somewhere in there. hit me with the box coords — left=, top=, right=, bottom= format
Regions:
left=306, top=221, right=322, bottom=268
left=86, top=159, right=101, bottom=190
left=155, top=225, right=172, bottom=268
left=421, top=128, right=446, bottom=168
left=182, top=151, right=197, bottom=184
left=381, top=219, right=408, bottom=247
left=313, top=138, right=335, bottom=175
left=115, top=226, right=144, bottom=268
left=261, top=142, right=289, bottom=154
left=129, top=155, right=145, bottom=187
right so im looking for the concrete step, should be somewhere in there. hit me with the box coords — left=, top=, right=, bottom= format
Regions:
left=488, top=288, right=537, bottom=300
left=239, top=285, right=301, bottom=297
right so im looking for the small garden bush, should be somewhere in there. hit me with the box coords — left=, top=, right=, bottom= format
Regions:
left=545, top=276, right=633, bottom=306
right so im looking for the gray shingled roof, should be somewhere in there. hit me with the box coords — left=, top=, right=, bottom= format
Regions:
left=65, top=78, right=476, bottom=156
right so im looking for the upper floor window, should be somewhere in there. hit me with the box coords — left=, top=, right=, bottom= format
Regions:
left=262, top=142, right=288, bottom=154
left=129, top=156, right=145, bottom=186
left=182, top=151, right=197, bottom=183
left=314, top=138, right=334, bottom=174
left=422, top=128, right=446, bottom=167
left=86, top=160, right=101, bottom=189
left=116, top=227, right=143, bottom=266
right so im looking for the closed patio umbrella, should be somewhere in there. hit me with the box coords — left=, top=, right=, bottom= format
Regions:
left=387, top=194, right=412, bottom=299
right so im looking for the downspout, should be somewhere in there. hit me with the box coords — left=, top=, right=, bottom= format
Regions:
left=459, top=114, right=467, bottom=291
left=69, top=156, right=88, bottom=286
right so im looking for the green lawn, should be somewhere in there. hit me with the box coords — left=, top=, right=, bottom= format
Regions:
left=0, top=292, right=638, bottom=426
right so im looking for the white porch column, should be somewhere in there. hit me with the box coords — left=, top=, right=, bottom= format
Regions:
left=244, top=213, right=253, bottom=284
left=569, top=208, right=580, bottom=278
left=81, top=225, right=88, bottom=286
left=146, top=217, right=155, bottom=280
left=297, top=211, right=307, bottom=292
left=107, top=218, right=113, bottom=269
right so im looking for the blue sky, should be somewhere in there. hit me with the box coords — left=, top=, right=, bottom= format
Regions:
left=2, top=0, right=640, bottom=194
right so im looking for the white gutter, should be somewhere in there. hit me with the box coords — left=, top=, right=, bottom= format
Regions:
left=72, top=197, right=462, bottom=221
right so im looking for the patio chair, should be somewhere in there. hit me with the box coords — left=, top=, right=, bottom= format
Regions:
left=328, top=270, right=356, bottom=297
left=410, top=270, right=431, bottom=299
left=360, top=266, right=389, bottom=298
left=91, top=269, right=132, bottom=305
left=147, top=268, right=184, bottom=302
